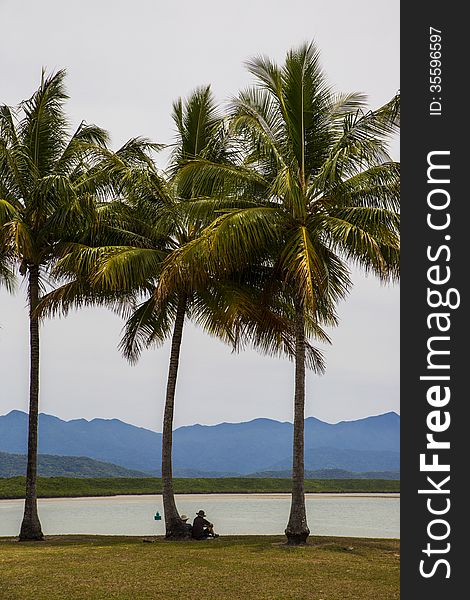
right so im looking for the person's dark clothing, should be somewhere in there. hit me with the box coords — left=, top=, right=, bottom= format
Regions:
left=183, top=522, right=192, bottom=534
left=192, top=515, right=211, bottom=539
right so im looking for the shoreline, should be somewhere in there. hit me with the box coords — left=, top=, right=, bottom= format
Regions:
left=0, top=491, right=400, bottom=501
left=0, top=476, right=400, bottom=500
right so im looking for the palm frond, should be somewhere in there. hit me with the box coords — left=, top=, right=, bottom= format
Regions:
left=37, top=278, right=135, bottom=320
left=119, top=294, right=176, bottom=363
left=322, top=162, right=400, bottom=212
left=0, top=198, right=20, bottom=224
left=0, top=256, right=16, bottom=292
left=245, top=53, right=283, bottom=99
left=19, top=69, right=69, bottom=178
left=317, top=210, right=399, bottom=277
left=54, top=122, right=110, bottom=175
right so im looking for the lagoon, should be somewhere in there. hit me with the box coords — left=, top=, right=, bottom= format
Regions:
left=0, top=493, right=399, bottom=538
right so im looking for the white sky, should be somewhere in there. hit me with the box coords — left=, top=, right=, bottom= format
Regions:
left=0, top=0, right=399, bottom=430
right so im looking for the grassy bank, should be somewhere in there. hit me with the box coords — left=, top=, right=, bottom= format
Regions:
left=0, top=535, right=399, bottom=600
left=0, top=476, right=399, bottom=499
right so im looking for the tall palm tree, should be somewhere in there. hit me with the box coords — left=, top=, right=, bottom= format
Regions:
left=158, top=42, right=400, bottom=545
left=152, top=88, right=326, bottom=538
left=157, top=87, right=233, bottom=537
left=0, top=70, right=137, bottom=540
left=39, top=87, right=234, bottom=538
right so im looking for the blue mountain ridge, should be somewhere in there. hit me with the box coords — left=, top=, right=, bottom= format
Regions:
left=0, top=410, right=399, bottom=475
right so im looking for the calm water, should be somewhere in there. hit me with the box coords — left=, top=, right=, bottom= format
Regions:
left=0, top=493, right=399, bottom=538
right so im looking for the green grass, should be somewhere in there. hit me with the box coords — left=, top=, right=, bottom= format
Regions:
left=0, top=476, right=399, bottom=499
left=0, top=535, right=399, bottom=600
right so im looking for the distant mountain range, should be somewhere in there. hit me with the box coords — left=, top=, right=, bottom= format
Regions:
left=0, top=452, right=399, bottom=480
left=0, top=410, right=399, bottom=477
left=0, top=451, right=148, bottom=478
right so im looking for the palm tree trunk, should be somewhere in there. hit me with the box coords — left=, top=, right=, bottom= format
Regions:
left=162, top=295, right=188, bottom=539
left=19, top=265, right=44, bottom=541
left=285, top=303, right=310, bottom=545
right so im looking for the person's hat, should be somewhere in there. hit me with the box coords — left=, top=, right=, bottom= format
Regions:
left=180, top=514, right=188, bottom=521
left=196, top=510, right=206, bottom=517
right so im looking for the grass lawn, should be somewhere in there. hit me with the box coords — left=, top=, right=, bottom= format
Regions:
left=0, top=534, right=399, bottom=600
left=0, top=476, right=400, bottom=499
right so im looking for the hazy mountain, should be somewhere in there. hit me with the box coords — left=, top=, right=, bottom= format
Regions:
left=266, top=446, right=399, bottom=472
left=0, top=410, right=399, bottom=476
left=1, top=410, right=159, bottom=473
left=0, top=451, right=148, bottom=478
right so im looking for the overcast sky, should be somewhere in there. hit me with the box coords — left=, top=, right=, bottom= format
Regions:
left=0, top=0, right=399, bottom=430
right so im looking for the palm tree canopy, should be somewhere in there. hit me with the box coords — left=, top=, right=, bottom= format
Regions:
left=39, top=85, right=327, bottom=371
left=37, top=86, right=230, bottom=345
left=0, top=70, right=163, bottom=287
left=159, top=41, right=400, bottom=323
left=0, top=70, right=110, bottom=279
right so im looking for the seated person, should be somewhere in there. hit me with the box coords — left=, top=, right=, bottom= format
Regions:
left=180, top=514, right=192, bottom=534
left=192, top=510, right=218, bottom=539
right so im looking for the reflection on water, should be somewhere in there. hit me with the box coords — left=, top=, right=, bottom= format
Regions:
left=0, top=493, right=399, bottom=538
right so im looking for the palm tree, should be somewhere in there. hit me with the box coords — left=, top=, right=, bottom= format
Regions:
left=39, top=87, right=234, bottom=538
left=0, top=70, right=126, bottom=540
left=154, top=89, right=326, bottom=538
left=158, top=42, right=400, bottom=545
